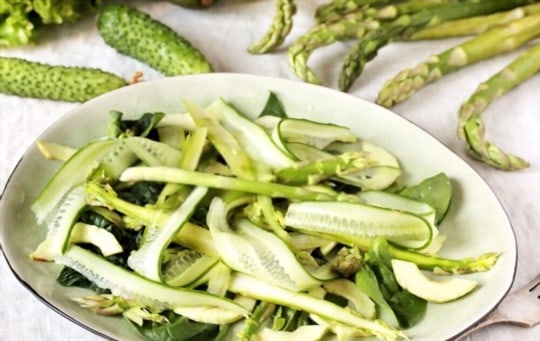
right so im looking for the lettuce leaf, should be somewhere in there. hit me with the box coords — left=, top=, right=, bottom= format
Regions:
left=0, top=0, right=101, bottom=47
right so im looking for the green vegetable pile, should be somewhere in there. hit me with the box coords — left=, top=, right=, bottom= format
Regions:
left=30, top=92, right=500, bottom=340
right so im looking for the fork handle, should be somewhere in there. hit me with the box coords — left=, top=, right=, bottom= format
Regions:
left=453, top=311, right=505, bottom=340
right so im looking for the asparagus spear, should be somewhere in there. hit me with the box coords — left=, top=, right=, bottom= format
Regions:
left=376, top=13, right=540, bottom=107
left=458, top=43, right=540, bottom=170
left=248, top=0, right=296, bottom=54
left=288, top=16, right=379, bottom=84
left=289, top=1, right=451, bottom=85
left=409, top=3, right=540, bottom=40
left=339, top=0, right=538, bottom=92
left=315, top=0, right=410, bottom=24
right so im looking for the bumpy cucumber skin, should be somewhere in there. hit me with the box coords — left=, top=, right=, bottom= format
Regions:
left=0, top=57, right=127, bottom=102
left=165, top=0, right=218, bottom=8
left=97, top=4, right=213, bottom=76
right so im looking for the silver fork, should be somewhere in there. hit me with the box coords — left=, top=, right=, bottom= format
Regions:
left=454, top=274, right=540, bottom=340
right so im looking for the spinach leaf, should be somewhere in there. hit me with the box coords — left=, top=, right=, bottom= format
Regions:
left=117, top=181, right=164, bottom=206
left=129, top=311, right=221, bottom=341
left=56, top=266, right=109, bottom=294
left=358, top=238, right=427, bottom=328
left=399, top=172, right=452, bottom=224
left=108, top=111, right=165, bottom=139
left=259, top=92, right=288, bottom=118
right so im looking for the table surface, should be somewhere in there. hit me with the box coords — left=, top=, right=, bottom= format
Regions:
left=1, top=1, right=539, bottom=340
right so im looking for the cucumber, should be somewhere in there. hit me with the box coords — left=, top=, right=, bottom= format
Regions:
left=162, top=250, right=218, bottom=287
left=30, top=186, right=87, bottom=261
left=32, top=139, right=119, bottom=224
left=205, top=98, right=295, bottom=170
left=0, top=56, right=127, bottom=102
left=97, top=4, right=213, bottom=76
left=36, top=141, right=76, bottom=161
left=58, top=245, right=248, bottom=315
left=284, top=201, right=432, bottom=249
left=69, top=222, right=123, bottom=257
left=123, top=136, right=183, bottom=167
left=127, top=186, right=208, bottom=282
left=165, top=0, right=218, bottom=8
left=207, top=197, right=322, bottom=292
left=273, top=118, right=356, bottom=151
left=228, top=273, right=404, bottom=341
left=391, top=259, right=478, bottom=303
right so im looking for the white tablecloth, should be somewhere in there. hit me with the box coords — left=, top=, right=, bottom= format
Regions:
left=1, top=1, right=539, bottom=340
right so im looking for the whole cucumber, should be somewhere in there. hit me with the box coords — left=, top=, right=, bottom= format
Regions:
left=165, top=0, right=218, bottom=8
left=0, top=56, right=127, bottom=102
left=97, top=4, right=213, bottom=76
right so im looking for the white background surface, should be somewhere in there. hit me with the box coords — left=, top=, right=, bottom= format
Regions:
left=1, top=1, right=539, bottom=340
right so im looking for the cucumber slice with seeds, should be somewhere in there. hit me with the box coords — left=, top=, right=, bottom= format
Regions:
left=32, top=139, right=118, bottom=224
left=58, top=245, right=248, bottom=315
left=127, top=186, right=208, bottom=282
left=285, top=201, right=432, bottom=249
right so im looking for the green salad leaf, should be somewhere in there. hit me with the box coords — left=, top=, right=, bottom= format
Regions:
left=0, top=0, right=101, bottom=47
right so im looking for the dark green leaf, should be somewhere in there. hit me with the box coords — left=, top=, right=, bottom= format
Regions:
left=107, top=111, right=165, bottom=139
left=389, top=290, right=427, bottom=328
left=56, top=266, right=109, bottom=294
left=259, top=92, right=288, bottom=118
left=399, top=172, right=452, bottom=224
left=129, top=311, right=219, bottom=341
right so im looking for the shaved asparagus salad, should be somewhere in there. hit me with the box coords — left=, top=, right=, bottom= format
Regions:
left=30, top=92, right=500, bottom=341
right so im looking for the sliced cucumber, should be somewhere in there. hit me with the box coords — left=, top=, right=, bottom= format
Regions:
left=58, top=245, right=248, bottom=315
left=207, top=198, right=321, bottom=292
left=274, top=118, right=356, bottom=150
left=184, top=100, right=255, bottom=179
left=69, top=222, right=123, bottom=257
left=30, top=186, right=87, bottom=261
left=357, top=190, right=439, bottom=250
left=285, top=201, right=432, bottom=249
left=205, top=98, right=295, bottom=170
left=127, top=186, right=208, bottom=282
left=36, top=141, right=76, bottom=161
left=323, top=279, right=376, bottom=319
left=157, top=125, right=186, bottom=149
left=228, top=273, right=404, bottom=341
left=123, top=136, right=183, bottom=167
left=162, top=249, right=218, bottom=287
left=391, top=259, right=478, bottom=303
left=286, top=142, right=401, bottom=191
left=98, top=141, right=139, bottom=180
left=32, top=139, right=118, bottom=224
left=156, top=112, right=197, bottom=131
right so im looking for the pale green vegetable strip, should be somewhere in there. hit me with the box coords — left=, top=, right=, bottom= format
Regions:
left=58, top=245, right=248, bottom=315
left=127, top=186, right=208, bottom=282
left=228, top=273, right=405, bottom=341
left=184, top=100, right=255, bottom=179
left=120, top=166, right=337, bottom=201
left=32, top=139, right=117, bottom=224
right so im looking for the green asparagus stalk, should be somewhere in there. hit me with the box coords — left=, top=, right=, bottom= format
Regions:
left=119, top=166, right=338, bottom=201
left=409, top=3, right=540, bottom=40
left=288, top=15, right=380, bottom=84
left=376, top=13, right=540, bottom=107
left=315, top=0, right=405, bottom=24
left=458, top=43, right=540, bottom=170
left=339, top=0, right=539, bottom=92
left=248, top=0, right=296, bottom=54
left=290, top=1, right=453, bottom=85
left=304, top=230, right=500, bottom=274
left=276, top=152, right=372, bottom=185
